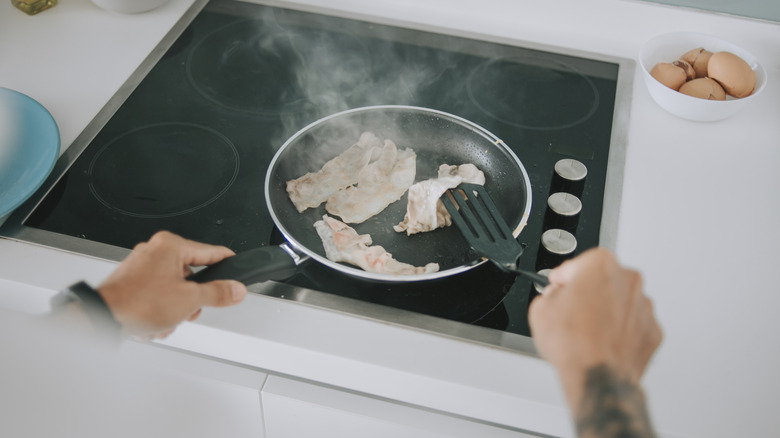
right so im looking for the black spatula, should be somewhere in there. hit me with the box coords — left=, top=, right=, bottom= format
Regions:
left=441, top=183, right=550, bottom=288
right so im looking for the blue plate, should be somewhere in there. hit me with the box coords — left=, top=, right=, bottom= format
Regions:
left=0, top=87, right=60, bottom=219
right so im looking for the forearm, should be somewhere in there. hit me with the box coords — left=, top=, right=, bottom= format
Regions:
left=47, top=285, right=125, bottom=343
left=47, top=300, right=96, bottom=333
left=559, top=364, right=656, bottom=438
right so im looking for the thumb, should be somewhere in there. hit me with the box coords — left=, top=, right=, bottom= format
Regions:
left=196, top=280, right=247, bottom=307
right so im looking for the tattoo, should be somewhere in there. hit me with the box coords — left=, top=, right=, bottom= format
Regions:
left=575, top=365, right=656, bottom=438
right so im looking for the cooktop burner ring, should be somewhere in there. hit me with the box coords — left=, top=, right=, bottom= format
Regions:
left=185, top=18, right=373, bottom=116
left=466, top=54, right=600, bottom=130
left=87, top=122, right=240, bottom=219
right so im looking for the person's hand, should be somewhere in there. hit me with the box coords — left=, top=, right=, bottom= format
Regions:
left=528, top=248, right=662, bottom=414
left=97, top=231, right=247, bottom=338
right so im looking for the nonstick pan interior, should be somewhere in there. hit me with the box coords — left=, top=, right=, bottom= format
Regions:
left=266, top=105, right=532, bottom=282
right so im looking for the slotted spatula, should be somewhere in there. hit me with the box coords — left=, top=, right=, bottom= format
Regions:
left=441, top=183, right=550, bottom=287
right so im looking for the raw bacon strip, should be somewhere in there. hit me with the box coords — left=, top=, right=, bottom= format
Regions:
left=286, top=132, right=382, bottom=213
left=314, top=215, right=439, bottom=275
left=392, top=176, right=461, bottom=235
left=325, top=139, right=416, bottom=224
left=394, top=164, right=485, bottom=235
left=437, top=163, right=485, bottom=185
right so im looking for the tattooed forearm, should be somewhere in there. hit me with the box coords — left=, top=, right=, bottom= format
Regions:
left=575, top=365, right=656, bottom=438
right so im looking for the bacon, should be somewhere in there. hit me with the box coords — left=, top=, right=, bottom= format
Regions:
left=285, top=131, right=382, bottom=213
left=314, top=215, right=438, bottom=275
left=394, top=164, right=485, bottom=235
left=325, top=139, right=416, bottom=223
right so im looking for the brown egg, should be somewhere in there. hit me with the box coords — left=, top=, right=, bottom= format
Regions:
left=708, top=51, right=756, bottom=98
left=673, top=59, right=696, bottom=80
left=650, top=62, right=687, bottom=90
left=680, top=47, right=713, bottom=78
left=679, top=77, right=726, bottom=100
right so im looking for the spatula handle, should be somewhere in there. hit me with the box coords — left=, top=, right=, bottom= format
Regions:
left=507, top=266, right=550, bottom=288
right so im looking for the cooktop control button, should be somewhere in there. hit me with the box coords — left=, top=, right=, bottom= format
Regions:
left=536, top=228, right=578, bottom=270
left=544, top=192, right=582, bottom=234
left=552, top=158, right=587, bottom=197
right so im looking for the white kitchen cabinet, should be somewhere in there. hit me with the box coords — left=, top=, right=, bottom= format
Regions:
left=261, top=375, right=538, bottom=438
left=0, top=309, right=268, bottom=438
left=118, top=341, right=269, bottom=438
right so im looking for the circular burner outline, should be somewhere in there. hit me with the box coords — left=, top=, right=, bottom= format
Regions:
left=186, top=19, right=310, bottom=116
left=185, top=19, right=374, bottom=117
left=87, top=122, right=240, bottom=219
left=466, top=55, right=600, bottom=131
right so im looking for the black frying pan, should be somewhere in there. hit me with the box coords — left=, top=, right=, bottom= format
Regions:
left=191, top=105, right=532, bottom=284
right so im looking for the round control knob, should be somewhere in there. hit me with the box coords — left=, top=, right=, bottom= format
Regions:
left=544, top=192, right=582, bottom=234
left=551, top=158, right=587, bottom=197
left=536, top=228, right=577, bottom=270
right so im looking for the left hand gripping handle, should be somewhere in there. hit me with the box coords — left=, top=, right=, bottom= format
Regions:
left=187, top=246, right=298, bottom=285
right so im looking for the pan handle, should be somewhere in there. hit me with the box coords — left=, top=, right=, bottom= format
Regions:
left=187, top=244, right=300, bottom=285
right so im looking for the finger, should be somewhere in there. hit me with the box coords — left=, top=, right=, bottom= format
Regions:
left=526, top=298, right=543, bottom=337
left=155, top=329, right=175, bottom=339
left=547, top=247, right=604, bottom=284
left=148, top=231, right=236, bottom=267
left=196, top=280, right=247, bottom=308
left=527, top=286, right=555, bottom=330
left=188, top=308, right=202, bottom=321
left=634, top=297, right=663, bottom=379
left=527, top=294, right=541, bottom=324
left=622, top=267, right=644, bottom=294
left=551, top=248, right=621, bottom=288
left=180, top=239, right=236, bottom=267
left=613, top=268, right=643, bottom=309
left=546, top=258, right=577, bottom=285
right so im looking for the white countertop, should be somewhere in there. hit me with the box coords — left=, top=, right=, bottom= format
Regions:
left=2, top=1, right=779, bottom=437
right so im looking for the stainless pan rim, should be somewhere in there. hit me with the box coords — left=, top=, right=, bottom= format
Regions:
left=264, top=105, right=533, bottom=283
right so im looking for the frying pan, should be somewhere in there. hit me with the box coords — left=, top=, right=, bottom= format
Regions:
left=190, top=105, right=532, bottom=284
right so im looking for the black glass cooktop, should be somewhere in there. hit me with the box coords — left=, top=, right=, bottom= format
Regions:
left=20, top=0, right=625, bottom=339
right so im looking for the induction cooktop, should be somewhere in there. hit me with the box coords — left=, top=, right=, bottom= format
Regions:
left=0, top=0, right=633, bottom=353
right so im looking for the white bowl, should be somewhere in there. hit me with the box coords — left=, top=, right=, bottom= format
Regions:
left=91, top=0, right=170, bottom=14
left=639, top=32, right=766, bottom=122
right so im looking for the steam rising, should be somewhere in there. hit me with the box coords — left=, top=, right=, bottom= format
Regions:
left=250, top=11, right=466, bottom=154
